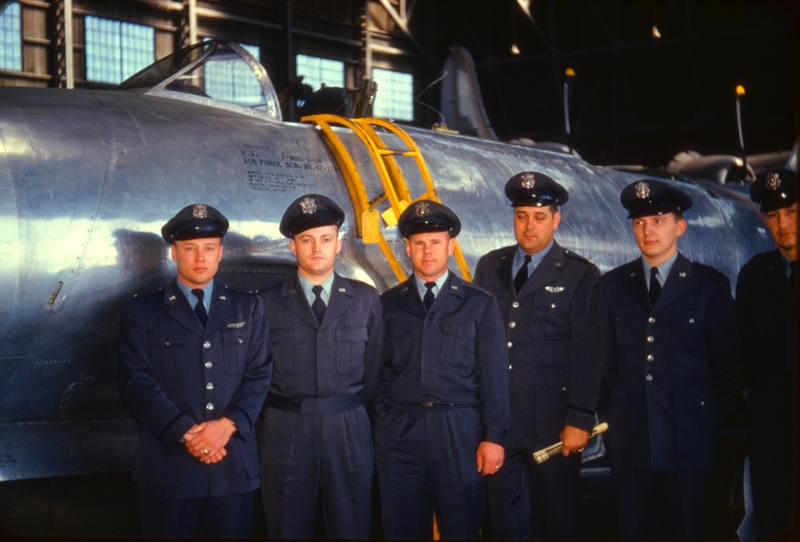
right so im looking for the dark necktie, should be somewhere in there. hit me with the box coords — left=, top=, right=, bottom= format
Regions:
left=423, top=282, right=436, bottom=310
left=649, top=267, right=662, bottom=305
left=312, top=285, right=326, bottom=323
left=514, top=255, right=532, bottom=294
left=790, top=261, right=796, bottom=293
left=192, top=289, right=207, bottom=328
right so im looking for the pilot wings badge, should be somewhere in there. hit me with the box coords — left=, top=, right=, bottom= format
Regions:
left=415, top=201, right=430, bottom=217
left=520, top=173, right=535, bottom=189
left=765, top=172, right=781, bottom=191
left=300, top=197, right=317, bottom=214
left=545, top=286, right=565, bottom=293
left=192, top=203, right=208, bottom=219
left=227, top=322, right=246, bottom=329
left=634, top=181, right=650, bottom=199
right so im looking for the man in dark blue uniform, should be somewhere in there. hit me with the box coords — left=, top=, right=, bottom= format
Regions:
left=598, top=180, right=740, bottom=539
left=258, top=194, right=383, bottom=538
left=473, top=172, right=604, bottom=539
left=737, top=168, right=796, bottom=539
left=374, top=200, right=511, bottom=539
left=118, top=203, right=272, bottom=537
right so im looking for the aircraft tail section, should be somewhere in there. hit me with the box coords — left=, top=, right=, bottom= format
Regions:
left=440, top=47, right=498, bottom=140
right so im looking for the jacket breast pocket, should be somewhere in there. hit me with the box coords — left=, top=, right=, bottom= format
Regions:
left=530, top=294, right=572, bottom=340
left=271, top=329, right=311, bottom=375
left=672, top=309, right=706, bottom=355
left=441, top=320, right=476, bottom=369
left=147, top=335, right=187, bottom=380
left=336, top=326, right=369, bottom=373
left=223, top=328, right=251, bottom=375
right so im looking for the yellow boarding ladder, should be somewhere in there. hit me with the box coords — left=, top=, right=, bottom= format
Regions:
left=301, top=114, right=472, bottom=283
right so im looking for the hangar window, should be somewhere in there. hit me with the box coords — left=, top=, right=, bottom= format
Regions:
left=372, top=68, right=413, bottom=121
left=0, top=2, right=21, bottom=72
left=85, top=16, right=154, bottom=84
left=296, top=54, right=345, bottom=91
left=203, top=42, right=264, bottom=107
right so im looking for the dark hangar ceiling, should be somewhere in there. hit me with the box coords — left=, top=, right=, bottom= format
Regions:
left=412, top=0, right=797, bottom=167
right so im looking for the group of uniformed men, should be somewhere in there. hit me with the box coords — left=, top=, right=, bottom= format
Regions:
left=117, top=166, right=795, bottom=540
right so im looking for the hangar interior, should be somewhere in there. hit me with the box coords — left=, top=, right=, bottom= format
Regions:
left=0, top=0, right=795, bottom=167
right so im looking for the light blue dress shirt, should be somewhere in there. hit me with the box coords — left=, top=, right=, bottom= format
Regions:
left=414, top=270, right=449, bottom=302
left=642, top=250, right=679, bottom=290
left=511, top=241, right=553, bottom=281
left=177, top=279, right=213, bottom=314
left=297, top=272, right=334, bottom=307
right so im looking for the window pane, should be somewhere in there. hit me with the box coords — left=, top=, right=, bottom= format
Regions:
left=202, top=41, right=265, bottom=108
left=296, top=54, right=345, bottom=91
left=0, top=3, right=21, bottom=72
left=86, top=16, right=153, bottom=84
left=372, top=68, right=414, bottom=121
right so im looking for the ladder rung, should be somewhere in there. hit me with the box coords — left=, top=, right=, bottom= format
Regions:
left=377, top=149, right=418, bottom=157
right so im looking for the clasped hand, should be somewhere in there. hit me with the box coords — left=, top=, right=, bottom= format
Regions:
left=183, top=417, right=236, bottom=464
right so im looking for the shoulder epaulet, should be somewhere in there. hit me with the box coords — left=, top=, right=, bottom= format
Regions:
left=562, top=248, right=594, bottom=265
left=463, top=280, right=492, bottom=296
left=222, top=284, right=259, bottom=295
left=689, top=259, right=724, bottom=274
left=131, top=285, right=165, bottom=299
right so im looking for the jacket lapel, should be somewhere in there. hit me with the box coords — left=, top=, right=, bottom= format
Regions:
left=762, top=250, right=794, bottom=304
left=397, top=275, right=428, bottom=317
left=652, top=253, right=691, bottom=311
left=323, top=273, right=354, bottom=325
left=494, top=246, right=516, bottom=296
left=280, top=274, right=320, bottom=328
left=165, top=278, right=205, bottom=336
left=429, top=271, right=465, bottom=312
left=624, top=258, right=652, bottom=314
left=205, top=280, right=233, bottom=336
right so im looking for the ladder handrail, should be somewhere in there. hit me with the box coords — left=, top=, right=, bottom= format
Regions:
left=301, top=114, right=473, bottom=283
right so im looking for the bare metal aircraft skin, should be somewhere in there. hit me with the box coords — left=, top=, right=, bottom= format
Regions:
left=0, top=41, right=771, bottom=481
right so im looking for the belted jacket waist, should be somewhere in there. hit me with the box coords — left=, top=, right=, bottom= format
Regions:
left=390, top=392, right=480, bottom=406
left=267, top=394, right=362, bottom=414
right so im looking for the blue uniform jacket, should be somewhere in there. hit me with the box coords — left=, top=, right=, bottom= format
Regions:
left=737, top=249, right=795, bottom=399
left=117, top=278, right=272, bottom=498
left=599, top=254, right=741, bottom=471
left=474, top=241, right=604, bottom=449
left=376, top=272, right=511, bottom=445
left=258, top=272, right=384, bottom=405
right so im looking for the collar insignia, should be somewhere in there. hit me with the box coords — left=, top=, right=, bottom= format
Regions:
left=765, top=172, right=781, bottom=191
left=414, top=201, right=430, bottom=217
left=634, top=181, right=650, bottom=199
left=520, top=173, right=536, bottom=189
left=300, top=197, right=317, bottom=214
left=192, top=203, right=208, bottom=219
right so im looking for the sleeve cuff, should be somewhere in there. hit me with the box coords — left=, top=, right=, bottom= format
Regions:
left=484, top=425, right=506, bottom=446
left=565, top=408, right=596, bottom=433
left=222, top=406, right=252, bottom=440
left=160, top=415, right=195, bottom=450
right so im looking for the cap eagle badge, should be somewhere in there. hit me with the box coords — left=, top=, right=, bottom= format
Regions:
left=765, top=172, right=781, bottom=191
left=192, top=203, right=208, bottom=219
left=414, top=201, right=430, bottom=217
left=520, top=173, right=536, bottom=189
left=300, top=197, right=317, bottom=214
left=634, top=181, right=650, bottom=199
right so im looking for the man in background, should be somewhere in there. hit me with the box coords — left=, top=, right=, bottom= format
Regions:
left=737, top=168, right=796, bottom=539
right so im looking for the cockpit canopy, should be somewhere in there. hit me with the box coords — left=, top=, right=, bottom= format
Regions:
left=115, top=40, right=281, bottom=123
